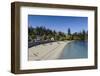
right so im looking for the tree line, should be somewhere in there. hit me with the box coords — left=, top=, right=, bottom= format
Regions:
left=28, top=26, right=66, bottom=41
left=28, top=26, right=88, bottom=42
left=67, top=28, right=88, bottom=40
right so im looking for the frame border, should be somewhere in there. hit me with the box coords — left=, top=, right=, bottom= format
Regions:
left=11, top=2, right=98, bottom=74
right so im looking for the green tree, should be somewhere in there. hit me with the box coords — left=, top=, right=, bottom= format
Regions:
left=68, top=28, right=71, bottom=35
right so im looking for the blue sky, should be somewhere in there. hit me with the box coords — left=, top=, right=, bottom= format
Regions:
left=28, top=15, right=88, bottom=34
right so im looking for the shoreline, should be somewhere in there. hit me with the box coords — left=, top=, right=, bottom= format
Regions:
left=28, top=41, right=71, bottom=61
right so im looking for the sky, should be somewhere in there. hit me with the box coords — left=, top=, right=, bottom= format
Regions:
left=28, top=15, right=88, bottom=34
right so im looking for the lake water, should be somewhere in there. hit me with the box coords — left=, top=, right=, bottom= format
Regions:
left=59, top=40, right=88, bottom=59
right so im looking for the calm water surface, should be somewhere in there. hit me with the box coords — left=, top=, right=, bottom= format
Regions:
left=59, top=40, right=88, bottom=59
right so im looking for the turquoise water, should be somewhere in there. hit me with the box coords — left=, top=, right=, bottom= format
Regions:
left=59, top=40, right=88, bottom=59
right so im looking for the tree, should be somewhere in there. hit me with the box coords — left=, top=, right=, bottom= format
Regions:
left=82, top=30, right=85, bottom=35
left=68, top=28, right=71, bottom=35
left=82, top=30, right=86, bottom=40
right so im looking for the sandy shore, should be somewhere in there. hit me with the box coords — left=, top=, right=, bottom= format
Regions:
left=28, top=41, right=71, bottom=61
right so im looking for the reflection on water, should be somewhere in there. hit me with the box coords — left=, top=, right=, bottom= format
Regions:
left=59, top=40, right=88, bottom=59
